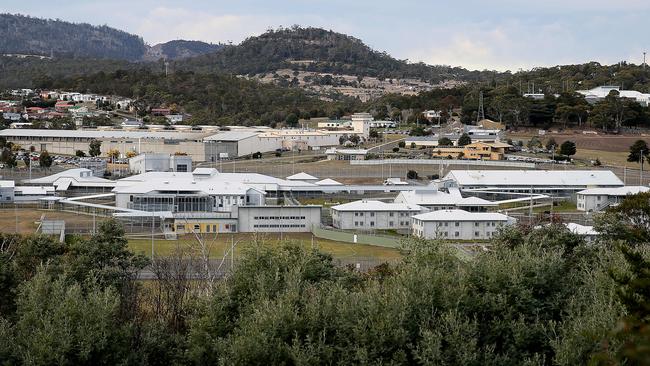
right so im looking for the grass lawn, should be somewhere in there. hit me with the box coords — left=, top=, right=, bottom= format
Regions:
left=128, top=232, right=403, bottom=261
left=532, top=200, right=577, bottom=213
left=573, top=149, right=631, bottom=167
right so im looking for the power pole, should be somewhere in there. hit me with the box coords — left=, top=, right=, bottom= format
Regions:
left=644, top=52, right=647, bottom=71
left=476, top=91, right=485, bottom=123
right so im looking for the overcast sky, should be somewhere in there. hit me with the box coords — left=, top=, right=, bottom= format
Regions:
left=2, top=0, right=648, bottom=71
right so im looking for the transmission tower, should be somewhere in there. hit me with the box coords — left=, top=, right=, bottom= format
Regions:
left=476, top=91, right=485, bottom=123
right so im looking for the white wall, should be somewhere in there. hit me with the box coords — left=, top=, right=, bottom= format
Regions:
left=237, top=206, right=321, bottom=232
left=332, top=210, right=415, bottom=230
left=412, top=219, right=513, bottom=240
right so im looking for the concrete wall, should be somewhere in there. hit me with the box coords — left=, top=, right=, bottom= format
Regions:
left=237, top=206, right=321, bottom=232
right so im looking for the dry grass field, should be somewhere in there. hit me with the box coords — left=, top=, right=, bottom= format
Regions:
left=128, top=233, right=403, bottom=261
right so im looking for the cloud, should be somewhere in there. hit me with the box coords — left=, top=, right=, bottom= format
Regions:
left=135, top=7, right=275, bottom=44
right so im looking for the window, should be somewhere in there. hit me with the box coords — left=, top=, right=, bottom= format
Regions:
left=474, top=231, right=480, bottom=236
left=389, top=221, right=394, bottom=227
left=193, top=224, right=200, bottom=231
left=454, top=232, right=459, bottom=237
left=389, top=212, right=394, bottom=217
left=474, top=222, right=480, bottom=227
left=370, top=212, right=375, bottom=217
left=455, top=222, right=460, bottom=227
left=213, top=225, right=217, bottom=232
left=370, top=221, right=375, bottom=227
left=354, top=222, right=359, bottom=227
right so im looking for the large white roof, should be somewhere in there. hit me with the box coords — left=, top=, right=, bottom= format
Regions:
left=0, top=180, right=15, bottom=188
left=413, top=209, right=513, bottom=222
left=0, top=129, right=210, bottom=140
left=113, top=179, right=260, bottom=195
left=24, top=168, right=116, bottom=189
left=332, top=200, right=422, bottom=212
left=577, top=186, right=649, bottom=196
left=445, top=170, right=623, bottom=187
left=396, top=190, right=496, bottom=206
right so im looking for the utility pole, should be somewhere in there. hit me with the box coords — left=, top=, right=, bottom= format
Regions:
left=640, top=149, right=644, bottom=185
left=644, top=52, right=647, bottom=71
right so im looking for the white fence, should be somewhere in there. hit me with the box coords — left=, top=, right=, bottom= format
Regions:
left=350, top=159, right=536, bottom=168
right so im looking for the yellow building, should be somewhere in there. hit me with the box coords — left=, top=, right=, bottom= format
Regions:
left=432, top=142, right=511, bottom=161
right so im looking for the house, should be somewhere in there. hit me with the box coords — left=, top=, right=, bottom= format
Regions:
left=13, top=186, right=56, bottom=201
left=423, top=110, right=441, bottom=120
left=411, top=209, right=516, bottom=240
left=565, top=223, right=599, bottom=242
left=431, top=141, right=511, bottom=160
left=2, top=112, right=21, bottom=121
left=325, top=148, right=368, bottom=161
left=331, top=200, right=422, bottom=230
left=576, top=186, right=649, bottom=212
left=151, top=108, right=171, bottom=116
left=165, top=114, right=184, bottom=124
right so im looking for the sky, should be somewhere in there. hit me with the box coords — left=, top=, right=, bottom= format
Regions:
left=2, top=0, right=649, bottom=71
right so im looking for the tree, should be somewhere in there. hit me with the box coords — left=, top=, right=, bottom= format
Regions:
left=526, top=136, right=543, bottom=149
left=407, top=170, right=418, bottom=179
left=438, top=137, right=453, bottom=147
left=398, top=141, right=406, bottom=148
left=392, top=147, right=399, bottom=153
left=410, top=142, right=416, bottom=149
left=89, top=139, right=101, bottom=157
left=285, top=113, right=299, bottom=127
left=545, top=138, right=557, bottom=151
left=369, top=130, right=379, bottom=139
left=0, top=148, right=16, bottom=168
left=252, top=151, right=262, bottom=159
left=627, top=140, right=649, bottom=165
left=107, top=149, right=120, bottom=160
left=559, top=140, right=576, bottom=157
left=75, top=150, right=86, bottom=157
left=125, top=151, right=137, bottom=158
left=38, top=150, right=52, bottom=169
left=457, top=133, right=472, bottom=146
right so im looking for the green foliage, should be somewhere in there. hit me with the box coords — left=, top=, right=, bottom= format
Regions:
left=627, top=139, right=649, bottom=164
left=595, top=192, right=650, bottom=246
left=407, top=170, right=418, bottom=179
left=457, top=133, right=472, bottom=146
left=89, top=139, right=101, bottom=157
left=559, top=140, right=576, bottom=157
left=75, top=150, right=86, bottom=157
left=438, top=137, right=453, bottom=146
left=0, top=148, right=16, bottom=168
left=398, top=141, right=406, bottom=148
left=38, top=150, right=52, bottom=168
left=392, top=147, right=399, bottom=153
left=545, top=137, right=557, bottom=151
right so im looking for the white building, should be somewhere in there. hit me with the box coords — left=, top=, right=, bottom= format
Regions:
left=24, top=168, right=116, bottom=194
left=165, top=114, right=184, bottom=124
left=0, top=180, right=15, bottom=202
left=129, top=153, right=192, bottom=174
left=411, top=209, right=516, bottom=240
left=237, top=206, right=322, bottom=233
left=395, top=189, right=497, bottom=212
left=331, top=200, right=422, bottom=230
left=577, top=86, right=650, bottom=107
left=576, top=186, right=649, bottom=212
left=443, top=170, right=624, bottom=195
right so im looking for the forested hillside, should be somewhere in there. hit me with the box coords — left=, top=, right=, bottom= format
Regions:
left=0, top=13, right=147, bottom=60
left=0, top=14, right=222, bottom=62
left=40, top=70, right=360, bottom=126
left=175, top=26, right=500, bottom=83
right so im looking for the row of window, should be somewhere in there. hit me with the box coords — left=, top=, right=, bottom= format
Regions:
left=253, top=216, right=307, bottom=220
left=253, top=224, right=306, bottom=228
left=353, top=212, right=410, bottom=217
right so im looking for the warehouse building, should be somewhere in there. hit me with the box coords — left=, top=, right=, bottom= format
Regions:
left=331, top=200, right=423, bottom=230
left=576, top=186, right=649, bottom=212
left=443, top=170, right=624, bottom=195
left=0, top=129, right=211, bottom=161
left=411, top=210, right=516, bottom=240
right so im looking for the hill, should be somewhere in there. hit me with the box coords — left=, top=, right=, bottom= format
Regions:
left=143, top=40, right=223, bottom=62
left=0, top=14, right=222, bottom=62
left=174, top=26, right=499, bottom=83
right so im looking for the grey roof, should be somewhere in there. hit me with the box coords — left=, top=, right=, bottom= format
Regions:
left=445, top=170, right=624, bottom=187
left=0, top=129, right=211, bottom=140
